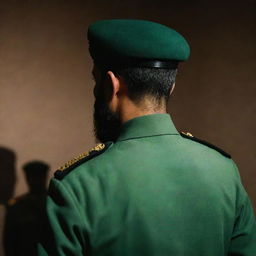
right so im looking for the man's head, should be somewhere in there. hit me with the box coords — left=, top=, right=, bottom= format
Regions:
left=93, top=66, right=177, bottom=143
left=88, top=19, right=190, bottom=143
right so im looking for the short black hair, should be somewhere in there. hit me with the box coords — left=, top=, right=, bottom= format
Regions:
left=114, top=67, right=177, bottom=105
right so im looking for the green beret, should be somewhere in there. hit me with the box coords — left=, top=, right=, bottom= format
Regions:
left=87, top=19, right=190, bottom=69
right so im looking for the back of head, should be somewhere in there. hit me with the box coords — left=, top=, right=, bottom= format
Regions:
left=113, top=67, right=177, bottom=107
left=88, top=19, right=190, bottom=108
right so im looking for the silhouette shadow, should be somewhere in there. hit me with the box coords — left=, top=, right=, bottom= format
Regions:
left=3, top=160, right=49, bottom=256
left=0, top=147, right=16, bottom=205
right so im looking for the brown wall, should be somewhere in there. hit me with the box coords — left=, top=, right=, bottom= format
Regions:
left=0, top=0, right=255, bottom=255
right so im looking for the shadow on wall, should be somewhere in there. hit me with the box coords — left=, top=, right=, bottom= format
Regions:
left=3, top=160, right=49, bottom=256
left=0, top=147, right=16, bottom=205
left=0, top=147, right=51, bottom=256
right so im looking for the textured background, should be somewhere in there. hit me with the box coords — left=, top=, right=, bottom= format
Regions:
left=0, top=0, right=255, bottom=255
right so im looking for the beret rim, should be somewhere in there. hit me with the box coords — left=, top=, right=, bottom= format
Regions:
left=88, top=19, right=190, bottom=67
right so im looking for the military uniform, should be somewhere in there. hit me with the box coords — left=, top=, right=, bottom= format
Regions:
left=38, top=20, right=256, bottom=255
left=39, top=114, right=256, bottom=256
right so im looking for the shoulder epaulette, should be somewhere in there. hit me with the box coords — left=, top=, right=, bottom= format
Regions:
left=180, top=132, right=231, bottom=158
left=54, top=142, right=113, bottom=180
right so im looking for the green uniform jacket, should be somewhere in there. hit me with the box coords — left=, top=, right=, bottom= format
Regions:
left=39, top=114, right=256, bottom=256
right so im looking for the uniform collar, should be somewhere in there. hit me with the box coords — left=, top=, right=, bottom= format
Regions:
left=117, top=113, right=179, bottom=142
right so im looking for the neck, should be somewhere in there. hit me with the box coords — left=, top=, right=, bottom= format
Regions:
left=119, top=97, right=167, bottom=124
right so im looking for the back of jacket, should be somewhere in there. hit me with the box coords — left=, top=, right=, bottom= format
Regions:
left=39, top=114, right=256, bottom=256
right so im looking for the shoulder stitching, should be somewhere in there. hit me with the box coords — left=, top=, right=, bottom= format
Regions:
left=180, top=132, right=231, bottom=158
left=54, top=142, right=113, bottom=180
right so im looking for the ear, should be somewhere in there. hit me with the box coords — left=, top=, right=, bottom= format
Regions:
left=106, top=71, right=121, bottom=112
left=107, top=71, right=121, bottom=98
left=170, top=83, right=175, bottom=95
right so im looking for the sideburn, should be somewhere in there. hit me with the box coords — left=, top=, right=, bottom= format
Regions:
left=93, top=72, right=122, bottom=143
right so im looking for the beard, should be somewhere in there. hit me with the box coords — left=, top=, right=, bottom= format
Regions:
left=93, top=95, right=122, bottom=143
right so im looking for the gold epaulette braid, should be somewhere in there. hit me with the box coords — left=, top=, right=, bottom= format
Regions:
left=58, top=143, right=105, bottom=171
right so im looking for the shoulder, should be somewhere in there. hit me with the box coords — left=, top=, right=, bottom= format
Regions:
left=54, top=142, right=113, bottom=180
left=179, top=131, right=231, bottom=159
left=179, top=131, right=242, bottom=187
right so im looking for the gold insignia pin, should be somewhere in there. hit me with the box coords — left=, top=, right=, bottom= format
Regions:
left=181, top=131, right=193, bottom=137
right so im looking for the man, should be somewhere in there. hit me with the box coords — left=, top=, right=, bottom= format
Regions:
left=39, top=19, right=256, bottom=255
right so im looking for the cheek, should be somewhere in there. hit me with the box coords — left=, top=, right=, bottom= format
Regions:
left=94, top=94, right=107, bottom=116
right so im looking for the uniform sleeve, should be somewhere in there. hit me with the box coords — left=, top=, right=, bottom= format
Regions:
left=228, top=162, right=256, bottom=256
left=38, top=178, right=88, bottom=256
